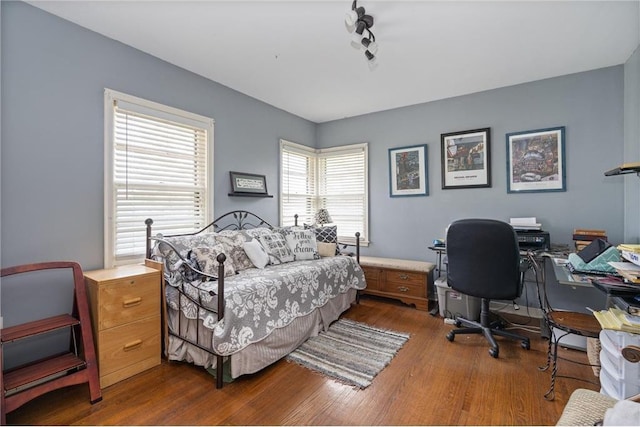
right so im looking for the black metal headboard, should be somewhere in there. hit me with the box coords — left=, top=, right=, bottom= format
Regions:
left=145, top=210, right=297, bottom=258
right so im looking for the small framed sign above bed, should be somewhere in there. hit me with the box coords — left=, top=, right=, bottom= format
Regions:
left=228, top=171, right=273, bottom=197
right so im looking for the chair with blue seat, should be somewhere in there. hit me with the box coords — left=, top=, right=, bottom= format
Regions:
left=444, top=218, right=531, bottom=358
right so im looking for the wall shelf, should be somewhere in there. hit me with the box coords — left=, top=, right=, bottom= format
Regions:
left=604, top=162, right=640, bottom=176
left=228, top=192, right=273, bottom=198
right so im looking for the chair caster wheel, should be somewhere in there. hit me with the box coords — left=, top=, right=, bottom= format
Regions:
left=522, top=341, right=530, bottom=350
left=446, top=332, right=455, bottom=342
left=489, top=348, right=499, bottom=358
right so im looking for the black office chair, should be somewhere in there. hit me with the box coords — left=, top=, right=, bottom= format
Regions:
left=445, top=218, right=531, bottom=358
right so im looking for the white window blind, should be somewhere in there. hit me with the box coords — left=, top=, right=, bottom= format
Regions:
left=280, top=140, right=368, bottom=245
left=318, top=145, right=368, bottom=245
left=105, top=89, right=214, bottom=267
left=280, top=141, right=317, bottom=226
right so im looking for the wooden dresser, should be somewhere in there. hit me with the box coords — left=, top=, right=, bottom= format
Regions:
left=84, top=263, right=161, bottom=388
left=358, top=256, right=435, bottom=311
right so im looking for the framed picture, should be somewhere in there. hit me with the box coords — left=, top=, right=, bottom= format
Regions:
left=388, top=144, right=428, bottom=197
left=506, top=126, right=566, bottom=193
left=441, top=128, right=491, bottom=189
left=229, top=171, right=268, bottom=195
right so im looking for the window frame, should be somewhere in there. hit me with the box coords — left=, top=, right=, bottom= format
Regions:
left=104, top=88, right=214, bottom=267
left=279, top=139, right=369, bottom=246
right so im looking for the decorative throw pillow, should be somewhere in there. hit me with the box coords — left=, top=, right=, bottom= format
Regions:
left=216, top=230, right=254, bottom=271
left=243, top=239, right=269, bottom=269
left=243, top=227, right=273, bottom=240
left=280, top=228, right=320, bottom=261
left=190, top=245, right=236, bottom=278
left=305, top=224, right=340, bottom=255
left=175, top=250, right=203, bottom=282
left=317, top=242, right=337, bottom=257
left=258, top=231, right=295, bottom=265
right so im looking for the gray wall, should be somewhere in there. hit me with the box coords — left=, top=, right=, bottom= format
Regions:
left=0, top=1, right=314, bottom=364
left=316, top=66, right=630, bottom=313
left=317, top=67, right=626, bottom=262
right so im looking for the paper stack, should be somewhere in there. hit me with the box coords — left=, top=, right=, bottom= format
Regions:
left=618, top=244, right=640, bottom=267
left=594, top=307, right=640, bottom=333
left=608, top=261, right=640, bottom=284
left=509, top=217, right=542, bottom=231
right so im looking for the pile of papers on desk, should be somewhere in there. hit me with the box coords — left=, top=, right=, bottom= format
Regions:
left=609, top=260, right=640, bottom=284
left=594, top=307, right=640, bottom=333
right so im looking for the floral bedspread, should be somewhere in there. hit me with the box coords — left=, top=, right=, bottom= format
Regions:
left=164, top=256, right=366, bottom=356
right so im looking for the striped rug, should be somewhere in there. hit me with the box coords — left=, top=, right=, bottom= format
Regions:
left=286, top=318, right=410, bottom=389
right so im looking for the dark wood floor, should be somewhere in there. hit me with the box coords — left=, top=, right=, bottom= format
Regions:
left=7, top=296, right=599, bottom=425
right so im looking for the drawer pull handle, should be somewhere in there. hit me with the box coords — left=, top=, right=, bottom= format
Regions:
left=399, top=274, right=409, bottom=280
left=398, top=286, right=409, bottom=292
left=123, top=297, right=142, bottom=308
left=123, top=339, right=143, bottom=351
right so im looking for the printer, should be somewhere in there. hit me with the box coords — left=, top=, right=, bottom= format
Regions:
left=516, top=230, right=550, bottom=251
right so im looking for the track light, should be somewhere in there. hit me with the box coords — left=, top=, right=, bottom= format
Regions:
left=345, top=6, right=365, bottom=32
left=345, top=1, right=378, bottom=68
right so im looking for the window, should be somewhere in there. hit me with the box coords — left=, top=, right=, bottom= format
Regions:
left=280, top=140, right=368, bottom=245
left=104, top=89, right=214, bottom=267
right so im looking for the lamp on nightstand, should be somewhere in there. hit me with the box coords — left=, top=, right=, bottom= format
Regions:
left=314, top=208, right=333, bottom=226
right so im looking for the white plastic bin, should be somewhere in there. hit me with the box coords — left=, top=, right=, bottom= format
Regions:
left=599, top=347, right=640, bottom=399
left=599, top=330, right=640, bottom=384
left=599, top=329, right=640, bottom=352
left=435, top=276, right=481, bottom=321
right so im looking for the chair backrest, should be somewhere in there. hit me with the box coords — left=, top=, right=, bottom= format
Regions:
left=446, top=218, right=522, bottom=300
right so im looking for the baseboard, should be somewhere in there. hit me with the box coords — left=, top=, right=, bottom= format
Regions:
left=489, top=301, right=544, bottom=319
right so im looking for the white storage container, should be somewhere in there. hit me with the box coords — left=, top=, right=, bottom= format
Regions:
left=599, top=329, right=640, bottom=352
left=599, top=347, right=640, bottom=399
left=600, top=331, right=640, bottom=380
left=435, top=276, right=481, bottom=321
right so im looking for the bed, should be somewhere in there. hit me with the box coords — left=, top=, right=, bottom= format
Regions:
left=145, top=210, right=366, bottom=388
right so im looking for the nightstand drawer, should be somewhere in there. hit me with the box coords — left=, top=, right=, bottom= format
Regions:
left=98, top=315, right=160, bottom=376
left=385, top=270, right=425, bottom=287
left=98, top=275, right=159, bottom=330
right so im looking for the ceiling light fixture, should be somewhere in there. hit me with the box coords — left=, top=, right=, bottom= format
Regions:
left=345, top=0, right=377, bottom=67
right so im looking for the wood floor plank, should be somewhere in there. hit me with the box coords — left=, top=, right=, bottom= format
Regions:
left=6, top=296, right=598, bottom=425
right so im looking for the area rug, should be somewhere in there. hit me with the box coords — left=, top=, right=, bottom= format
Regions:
left=286, top=318, right=410, bottom=389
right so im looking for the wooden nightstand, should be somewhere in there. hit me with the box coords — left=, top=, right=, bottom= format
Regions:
left=84, top=263, right=161, bottom=388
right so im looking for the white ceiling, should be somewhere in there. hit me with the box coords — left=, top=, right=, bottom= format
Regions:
left=27, top=0, right=640, bottom=123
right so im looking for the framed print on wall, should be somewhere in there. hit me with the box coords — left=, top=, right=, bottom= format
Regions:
left=506, top=126, right=566, bottom=193
left=229, top=171, right=269, bottom=195
left=388, top=144, right=428, bottom=197
left=441, top=128, right=491, bottom=189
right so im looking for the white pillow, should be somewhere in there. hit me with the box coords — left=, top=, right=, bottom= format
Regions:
left=243, top=239, right=269, bottom=269
left=258, top=231, right=295, bottom=265
left=281, top=228, right=319, bottom=261
left=317, top=242, right=337, bottom=257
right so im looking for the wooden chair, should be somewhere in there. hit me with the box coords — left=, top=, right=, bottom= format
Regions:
left=1, top=262, right=102, bottom=424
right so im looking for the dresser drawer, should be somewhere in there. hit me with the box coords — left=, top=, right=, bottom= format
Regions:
left=98, top=315, right=160, bottom=377
left=378, top=280, right=425, bottom=298
left=361, top=266, right=382, bottom=290
left=385, top=269, right=425, bottom=287
left=98, top=275, right=159, bottom=330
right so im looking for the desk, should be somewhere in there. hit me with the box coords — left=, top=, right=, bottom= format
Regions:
left=548, top=257, right=594, bottom=288
left=427, top=245, right=446, bottom=278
